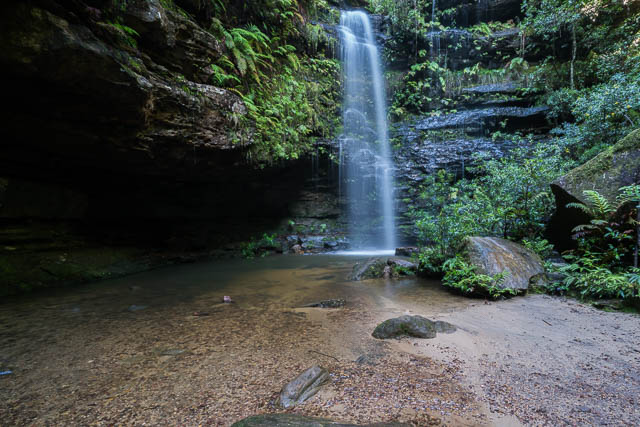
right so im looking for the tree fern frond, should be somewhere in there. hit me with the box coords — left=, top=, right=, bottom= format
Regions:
left=566, top=202, right=593, bottom=215
left=582, top=190, right=613, bottom=217
left=232, top=48, right=247, bottom=76
left=571, top=223, right=597, bottom=233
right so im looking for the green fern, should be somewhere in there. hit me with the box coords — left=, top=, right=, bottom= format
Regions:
left=567, top=190, right=614, bottom=219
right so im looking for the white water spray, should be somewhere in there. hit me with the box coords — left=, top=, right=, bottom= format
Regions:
left=339, top=10, right=396, bottom=250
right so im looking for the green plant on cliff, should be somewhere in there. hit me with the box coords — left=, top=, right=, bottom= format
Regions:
left=200, top=1, right=340, bottom=162
left=236, top=57, right=339, bottom=161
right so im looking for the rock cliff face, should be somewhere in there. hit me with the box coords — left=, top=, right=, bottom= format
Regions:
left=385, top=0, right=551, bottom=240
left=0, top=0, right=336, bottom=295
left=0, top=1, right=249, bottom=183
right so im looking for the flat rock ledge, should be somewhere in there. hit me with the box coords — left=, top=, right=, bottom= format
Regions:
left=232, top=414, right=411, bottom=426
left=372, top=315, right=457, bottom=339
left=278, top=366, right=330, bottom=409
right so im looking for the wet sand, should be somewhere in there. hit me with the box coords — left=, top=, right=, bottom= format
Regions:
left=1, top=255, right=639, bottom=425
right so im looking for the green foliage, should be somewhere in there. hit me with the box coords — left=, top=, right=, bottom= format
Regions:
left=568, top=188, right=637, bottom=265
left=548, top=73, right=640, bottom=162
left=409, top=170, right=486, bottom=262
left=416, top=246, right=447, bottom=276
left=473, top=141, right=567, bottom=239
left=409, top=140, right=566, bottom=275
left=241, top=233, right=279, bottom=258
left=237, top=58, right=340, bottom=162
left=542, top=187, right=640, bottom=300
left=523, top=0, right=640, bottom=162
left=522, top=238, right=555, bottom=259
left=201, top=1, right=340, bottom=162
left=552, top=252, right=639, bottom=299
left=442, top=256, right=517, bottom=299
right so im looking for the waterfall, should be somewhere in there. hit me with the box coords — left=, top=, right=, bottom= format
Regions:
left=339, top=10, right=396, bottom=251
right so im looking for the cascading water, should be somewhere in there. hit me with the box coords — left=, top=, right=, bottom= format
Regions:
left=339, top=10, right=396, bottom=251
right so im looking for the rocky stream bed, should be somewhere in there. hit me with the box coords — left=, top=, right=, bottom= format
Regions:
left=1, top=254, right=639, bottom=426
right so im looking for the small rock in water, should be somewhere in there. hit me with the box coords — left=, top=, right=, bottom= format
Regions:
left=127, top=304, right=148, bottom=312
left=192, top=311, right=210, bottom=316
left=278, top=365, right=329, bottom=409
left=303, top=299, right=346, bottom=308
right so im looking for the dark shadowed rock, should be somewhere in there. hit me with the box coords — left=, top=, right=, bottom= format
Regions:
left=414, top=106, right=549, bottom=133
left=549, top=129, right=640, bottom=250
left=232, top=413, right=411, bottom=426
left=463, top=237, right=544, bottom=290
left=372, top=315, right=456, bottom=339
left=278, top=366, right=329, bottom=409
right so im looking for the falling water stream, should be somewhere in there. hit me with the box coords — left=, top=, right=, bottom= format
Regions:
left=339, top=10, right=396, bottom=251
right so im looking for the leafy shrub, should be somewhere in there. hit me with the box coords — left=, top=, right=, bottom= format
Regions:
left=553, top=253, right=638, bottom=299
left=442, top=256, right=517, bottom=299
left=522, top=238, right=555, bottom=259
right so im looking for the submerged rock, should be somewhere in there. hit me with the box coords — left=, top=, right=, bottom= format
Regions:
left=278, top=366, right=329, bottom=409
left=232, top=414, right=411, bottom=426
left=302, top=299, right=346, bottom=308
left=462, top=237, right=544, bottom=291
left=372, top=315, right=456, bottom=339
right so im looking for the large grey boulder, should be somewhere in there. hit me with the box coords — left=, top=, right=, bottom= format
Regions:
left=278, top=366, right=329, bottom=409
left=232, top=414, right=411, bottom=426
left=462, top=236, right=544, bottom=290
left=372, top=315, right=456, bottom=339
left=549, top=129, right=640, bottom=249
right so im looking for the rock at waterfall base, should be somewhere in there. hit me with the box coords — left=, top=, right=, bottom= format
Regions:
left=462, top=237, right=544, bottom=291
